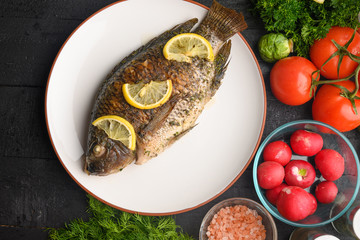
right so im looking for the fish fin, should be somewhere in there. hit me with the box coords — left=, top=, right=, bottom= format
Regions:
left=129, top=18, right=199, bottom=59
left=109, top=18, right=199, bottom=75
left=195, top=0, right=247, bottom=42
left=98, top=18, right=199, bottom=97
left=138, top=95, right=180, bottom=138
left=136, top=123, right=197, bottom=165
left=211, top=40, right=231, bottom=93
left=166, top=18, right=199, bottom=37
left=171, top=124, right=198, bottom=143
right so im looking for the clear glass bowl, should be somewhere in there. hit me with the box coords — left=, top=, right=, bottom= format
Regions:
left=199, top=197, right=277, bottom=240
left=253, top=120, right=360, bottom=227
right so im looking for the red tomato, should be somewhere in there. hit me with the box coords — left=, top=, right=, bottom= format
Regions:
left=270, top=56, right=319, bottom=106
left=310, top=26, right=360, bottom=80
left=312, top=80, right=360, bottom=132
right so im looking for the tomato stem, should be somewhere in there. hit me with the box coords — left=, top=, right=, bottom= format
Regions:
left=313, top=28, right=360, bottom=115
left=350, top=64, right=360, bottom=99
left=310, top=70, right=320, bottom=98
left=311, top=71, right=354, bottom=90
left=328, top=83, right=359, bottom=115
left=348, top=52, right=360, bottom=62
left=312, top=76, right=352, bottom=86
left=319, top=28, right=360, bottom=76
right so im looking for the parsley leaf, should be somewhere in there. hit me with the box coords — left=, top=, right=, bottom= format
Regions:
left=48, top=195, right=195, bottom=240
left=252, top=0, right=360, bottom=57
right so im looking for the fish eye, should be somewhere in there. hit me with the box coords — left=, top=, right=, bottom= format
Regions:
left=93, top=144, right=106, bottom=157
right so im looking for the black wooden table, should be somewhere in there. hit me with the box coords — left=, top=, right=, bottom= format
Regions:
left=0, top=0, right=358, bottom=239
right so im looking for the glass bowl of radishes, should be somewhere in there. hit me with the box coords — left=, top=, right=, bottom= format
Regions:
left=253, top=120, right=360, bottom=227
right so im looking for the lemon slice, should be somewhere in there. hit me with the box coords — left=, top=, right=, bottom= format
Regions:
left=122, top=80, right=172, bottom=109
left=163, top=33, right=214, bottom=62
left=92, top=115, right=136, bottom=150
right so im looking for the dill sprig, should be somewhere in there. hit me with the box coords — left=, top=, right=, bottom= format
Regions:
left=47, top=195, right=195, bottom=240
left=251, top=0, right=360, bottom=57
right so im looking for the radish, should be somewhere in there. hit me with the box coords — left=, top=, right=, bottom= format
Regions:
left=307, top=193, right=317, bottom=215
left=290, top=130, right=323, bottom=156
left=315, top=149, right=344, bottom=181
left=257, top=161, right=285, bottom=189
left=284, top=160, right=316, bottom=188
left=263, top=140, right=292, bottom=166
left=276, top=186, right=317, bottom=221
left=315, top=181, right=338, bottom=204
left=266, top=183, right=288, bottom=205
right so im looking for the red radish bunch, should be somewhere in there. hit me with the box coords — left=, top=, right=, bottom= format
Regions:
left=257, top=129, right=345, bottom=221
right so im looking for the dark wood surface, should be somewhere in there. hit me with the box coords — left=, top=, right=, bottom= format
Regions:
left=0, top=0, right=359, bottom=239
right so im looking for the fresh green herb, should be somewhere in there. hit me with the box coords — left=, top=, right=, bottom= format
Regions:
left=48, top=195, right=195, bottom=240
left=251, top=0, right=360, bottom=57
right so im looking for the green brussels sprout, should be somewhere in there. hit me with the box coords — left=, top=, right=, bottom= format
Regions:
left=258, top=33, right=293, bottom=63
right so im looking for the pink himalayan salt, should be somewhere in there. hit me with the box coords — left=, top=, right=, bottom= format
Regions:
left=206, top=205, right=266, bottom=240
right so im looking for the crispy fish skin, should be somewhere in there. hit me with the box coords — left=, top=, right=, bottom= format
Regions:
left=85, top=0, right=247, bottom=175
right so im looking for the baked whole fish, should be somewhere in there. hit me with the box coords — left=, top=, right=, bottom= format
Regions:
left=85, top=0, right=247, bottom=175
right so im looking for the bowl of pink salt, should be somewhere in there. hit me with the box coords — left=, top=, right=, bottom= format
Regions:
left=199, top=197, right=277, bottom=240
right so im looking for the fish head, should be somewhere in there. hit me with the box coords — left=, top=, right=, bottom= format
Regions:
left=85, top=127, right=135, bottom=175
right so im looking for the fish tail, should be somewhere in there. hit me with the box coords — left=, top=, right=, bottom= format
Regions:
left=207, top=0, right=247, bottom=40
left=195, top=0, right=247, bottom=52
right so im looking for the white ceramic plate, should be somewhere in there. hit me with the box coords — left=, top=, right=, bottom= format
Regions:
left=45, top=0, right=266, bottom=215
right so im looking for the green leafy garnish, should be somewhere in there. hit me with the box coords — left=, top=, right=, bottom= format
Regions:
left=251, top=0, right=360, bottom=57
left=48, top=195, right=195, bottom=240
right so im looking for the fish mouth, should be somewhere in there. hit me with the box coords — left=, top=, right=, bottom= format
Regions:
left=85, top=138, right=136, bottom=176
left=84, top=159, right=107, bottom=175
